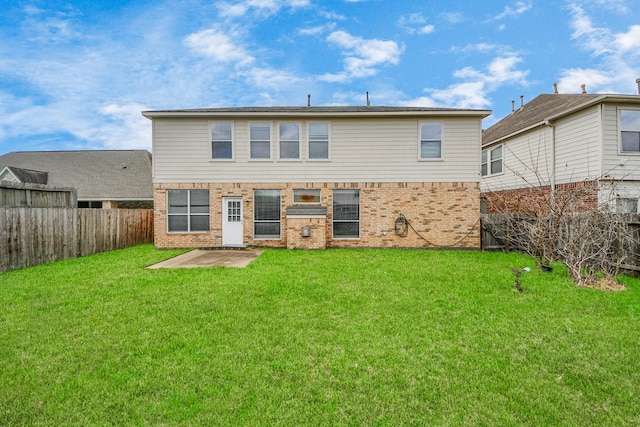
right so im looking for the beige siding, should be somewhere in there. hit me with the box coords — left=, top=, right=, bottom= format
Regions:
left=553, top=105, right=601, bottom=184
left=481, top=126, right=553, bottom=192
left=603, top=103, right=640, bottom=181
left=482, top=105, right=602, bottom=192
left=152, top=117, right=482, bottom=183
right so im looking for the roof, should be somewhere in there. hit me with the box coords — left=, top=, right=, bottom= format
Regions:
left=0, top=166, right=48, bottom=185
left=143, top=105, right=492, bottom=119
left=482, top=93, right=640, bottom=146
left=0, top=150, right=153, bottom=200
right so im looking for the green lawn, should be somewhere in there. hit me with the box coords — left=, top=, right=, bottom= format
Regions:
left=1, top=245, right=639, bottom=426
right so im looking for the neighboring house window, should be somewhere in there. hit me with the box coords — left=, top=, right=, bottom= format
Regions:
left=293, top=189, right=321, bottom=204
left=211, top=122, right=233, bottom=159
left=167, top=189, right=210, bottom=232
left=419, top=122, right=442, bottom=159
left=78, top=201, right=103, bottom=209
left=482, top=145, right=503, bottom=176
left=279, top=123, right=300, bottom=159
left=333, top=189, right=360, bottom=239
left=621, top=110, right=640, bottom=153
left=616, top=198, right=638, bottom=214
left=254, top=189, right=281, bottom=239
left=250, top=122, right=271, bottom=159
left=308, top=123, right=329, bottom=159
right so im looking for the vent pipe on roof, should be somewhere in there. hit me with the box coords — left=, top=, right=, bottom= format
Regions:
left=520, top=95, right=524, bottom=109
left=511, top=100, right=515, bottom=113
left=366, top=91, right=370, bottom=107
left=553, top=82, right=558, bottom=94
left=307, top=94, right=311, bottom=107
left=581, top=84, right=587, bottom=94
left=636, top=78, right=640, bottom=95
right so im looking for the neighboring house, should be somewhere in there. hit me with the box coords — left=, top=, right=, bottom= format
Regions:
left=0, top=166, right=49, bottom=185
left=0, top=150, right=154, bottom=208
left=0, top=166, right=77, bottom=207
left=143, top=106, right=491, bottom=250
left=481, top=87, right=640, bottom=213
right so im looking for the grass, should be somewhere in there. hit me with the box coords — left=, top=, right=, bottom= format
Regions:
left=1, top=245, right=640, bottom=426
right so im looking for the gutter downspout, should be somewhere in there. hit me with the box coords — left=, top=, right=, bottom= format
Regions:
left=544, top=119, right=556, bottom=198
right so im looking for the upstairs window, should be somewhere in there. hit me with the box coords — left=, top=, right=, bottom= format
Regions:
left=211, top=122, right=233, bottom=159
left=621, top=110, right=640, bottom=153
left=167, top=189, right=210, bottom=232
left=419, top=122, right=442, bottom=159
left=279, top=123, right=300, bottom=159
left=250, top=122, right=271, bottom=159
left=482, top=145, right=503, bottom=176
left=308, top=123, right=329, bottom=159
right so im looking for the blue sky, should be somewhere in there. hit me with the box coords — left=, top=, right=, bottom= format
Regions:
left=1, top=0, right=639, bottom=154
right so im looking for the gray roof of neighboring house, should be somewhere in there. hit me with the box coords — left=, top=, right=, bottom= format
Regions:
left=1, top=166, right=49, bottom=185
left=483, top=93, right=640, bottom=146
left=482, top=94, right=602, bottom=145
left=0, top=150, right=153, bottom=200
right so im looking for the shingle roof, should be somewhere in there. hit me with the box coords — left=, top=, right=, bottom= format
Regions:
left=143, top=105, right=491, bottom=118
left=482, top=94, right=603, bottom=145
left=1, top=166, right=49, bottom=185
left=0, top=150, right=153, bottom=200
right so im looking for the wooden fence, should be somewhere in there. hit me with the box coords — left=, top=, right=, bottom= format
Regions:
left=0, top=208, right=153, bottom=273
left=1, top=182, right=76, bottom=207
left=481, top=214, right=640, bottom=271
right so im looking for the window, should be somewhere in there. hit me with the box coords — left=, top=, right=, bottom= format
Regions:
left=308, top=123, right=329, bottom=159
left=279, top=123, right=300, bottom=159
left=211, top=122, right=233, bottom=159
left=482, top=145, right=503, bottom=176
left=250, top=122, right=271, bottom=159
left=621, top=110, right=640, bottom=153
left=420, top=122, right=442, bottom=159
left=254, top=189, right=281, bottom=239
left=333, top=189, right=360, bottom=239
left=293, top=189, right=321, bottom=204
left=167, top=189, right=210, bottom=232
left=616, top=198, right=638, bottom=214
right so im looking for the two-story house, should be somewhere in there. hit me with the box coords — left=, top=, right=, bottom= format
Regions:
left=481, top=87, right=640, bottom=213
left=143, top=106, right=491, bottom=250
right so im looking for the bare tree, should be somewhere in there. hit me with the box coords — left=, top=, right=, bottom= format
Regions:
left=483, top=171, right=630, bottom=289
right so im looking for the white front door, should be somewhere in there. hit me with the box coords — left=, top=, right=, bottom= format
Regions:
left=222, top=197, right=244, bottom=246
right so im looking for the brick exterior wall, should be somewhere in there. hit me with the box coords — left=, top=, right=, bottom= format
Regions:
left=286, top=216, right=327, bottom=249
left=154, top=182, right=480, bottom=249
left=482, top=180, right=599, bottom=214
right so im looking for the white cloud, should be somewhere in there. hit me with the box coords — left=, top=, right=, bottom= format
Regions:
left=217, top=0, right=310, bottom=18
left=184, top=28, right=254, bottom=66
left=615, top=25, right=640, bottom=54
left=320, top=30, right=403, bottom=82
left=398, top=13, right=435, bottom=35
left=405, top=55, right=528, bottom=109
left=98, top=103, right=151, bottom=149
left=441, top=12, right=465, bottom=24
left=567, top=4, right=615, bottom=56
left=558, top=4, right=640, bottom=94
left=298, top=23, right=336, bottom=36
left=491, top=1, right=532, bottom=20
